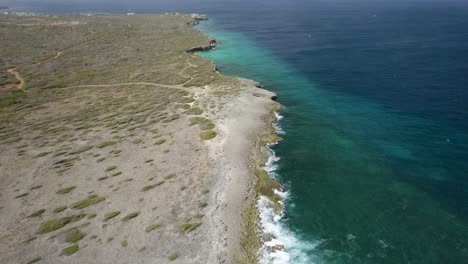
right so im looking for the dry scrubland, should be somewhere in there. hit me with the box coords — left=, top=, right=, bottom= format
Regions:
left=0, top=13, right=279, bottom=264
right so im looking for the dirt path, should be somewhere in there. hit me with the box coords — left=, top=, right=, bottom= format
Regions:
left=38, top=30, right=126, bottom=65
left=37, top=51, right=63, bottom=65
left=3, top=68, right=26, bottom=91
left=1, top=30, right=128, bottom=92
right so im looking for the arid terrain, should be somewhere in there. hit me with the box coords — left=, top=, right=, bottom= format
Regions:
left=0, top=13, right=279, bottom=264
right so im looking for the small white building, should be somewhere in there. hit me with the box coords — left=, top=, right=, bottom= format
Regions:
left=127, top=12, right=136, bottom=16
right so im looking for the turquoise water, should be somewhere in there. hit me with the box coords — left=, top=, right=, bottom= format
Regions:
left=196, top=16, right=468, bottom=263
left=10, top=0, right=468, bottom=263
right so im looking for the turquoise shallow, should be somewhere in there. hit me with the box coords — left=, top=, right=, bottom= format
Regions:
left=12, top=0, right=468, bottom=263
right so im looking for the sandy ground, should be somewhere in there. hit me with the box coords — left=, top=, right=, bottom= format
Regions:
left=201, top=79, right=279, bottom=263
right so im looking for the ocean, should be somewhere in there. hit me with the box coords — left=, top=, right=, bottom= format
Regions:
left=7, top=0, right=468, bottom=263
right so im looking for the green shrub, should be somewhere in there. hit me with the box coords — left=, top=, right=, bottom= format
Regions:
left=61, top=244, right=79, bottom=255
left=122, top=212, right=140, bottom=221
left=199, top=130, right=217, bottom=140
left=103, top=211, right=121, bottom=222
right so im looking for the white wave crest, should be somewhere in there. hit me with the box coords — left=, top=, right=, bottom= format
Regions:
left=257, top=111, right=316, bottom=264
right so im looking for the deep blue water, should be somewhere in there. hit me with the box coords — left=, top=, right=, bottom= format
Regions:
left=8, top=0, right=468, bottom=263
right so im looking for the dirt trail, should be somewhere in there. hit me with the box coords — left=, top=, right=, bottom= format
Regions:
left=0, top=68, right=26, bottom=91
left=37, top=51, right=63, bottom=65
left=2, top=31, right=125, bottom=92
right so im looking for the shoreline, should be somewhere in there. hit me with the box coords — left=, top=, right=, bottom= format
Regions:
left=211, top=78, right=281, bottom=263
left=190, top=19, right=286, bottom=262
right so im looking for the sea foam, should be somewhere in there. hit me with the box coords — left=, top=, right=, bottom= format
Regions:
left=257, top=112, right=316, bottom=264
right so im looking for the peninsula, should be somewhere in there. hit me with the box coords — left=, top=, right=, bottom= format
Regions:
left=0, top=13, right=280, bottom=263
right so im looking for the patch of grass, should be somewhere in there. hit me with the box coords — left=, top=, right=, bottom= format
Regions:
left=181, top=97, right=195, bottom=103
left=53, top=206, right=67, bottom=213
left=35, top=152, right=51, bottom=158
left=56, top=168, right=70, bottom=174
left=37, top=214, right=86, bottom=234
left=199, top=201, right=208, bottom=208
left=54, top=157, right=79, bottom=165
left=142, top=181, right=164, bottom=191
left=53, top=151, right=68, bottom=157
left=87, top=213, right=97, bottom=219
left=179, top=222, right=201, bottom=234
left=30, top=185, right=43, bottom=190
left=202, top=189, right=210, bottom=194
left=132, top=138, right=142, bottom=144
left=69, top=195, right=105, bottom=209
left=111, top=171, right=122, bottom=177
left=98, top=176, right=109, bottom=181
left=79, top=221, right=90, bottom=228
left=186, top=107, right=203, bottom=115
left=103, top=211, right=120, bottom=222
left=105, top=166, right=117, bottom=172
left=56, top=186, right=76, bottom=195
left=97, top=141, right=117, bottom=148
left=145, top=159, right=154, bottom=163
left=190, top=116, right=215, bottom=130
left=28, top=209, right=46, bottom=218
left=142, top=184, right=156, bottom=192
left=96, top=157, right=106, bottom=163
left=154, top=139, right=166, bottom=145
left=61, top=244, right=79, bottom=256
left=69, top=145, right=93, bottom=155
left=168, top=253, right=178, bottom=261
left=189, top=117, right=215, bottom=130
left=199, top=130, right=217, bottom=140
left=163, top=114, right=180, bottom=123
left=26, top=257, right=42, bottom=264
left=64, top=229, right=86, bottom=243
left=122, top=212, right=140, bottom=221
left=156, top=180, right=165, bottom=186
left=145, top=224, right=161, bottom=233
left=121, top=240, right=128, bottom=247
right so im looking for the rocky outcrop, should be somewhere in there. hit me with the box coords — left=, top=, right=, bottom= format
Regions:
left=186, top=39, right=217, bottom=53
left=190, top=13, right=208, bottom=26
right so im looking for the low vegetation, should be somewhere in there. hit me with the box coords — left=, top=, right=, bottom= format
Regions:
left=38, top=214, right=86, bottom=234
left=179, top=222, right=201, bottom=234
left=69, top=195, right=105, bottom=209
left=61, top=244, right=79, bottom=256
left=28, top=209, right=45, bottom=218
left=64, top=229, right=86, bottom=243
left=56, top=186, right=76, bottom=195
left=145, top=224, right=161, bottom=233
left=103, top=211, right=121, bottom=222
left=53, top=206, right=67, bottom=213
left=168, top=253, right=178, bottom=261
left=122, top=212, right=140, bottom=221
left=97, top=141, right=117, bottom=148
left=199, top=130, right=217, bottom=140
